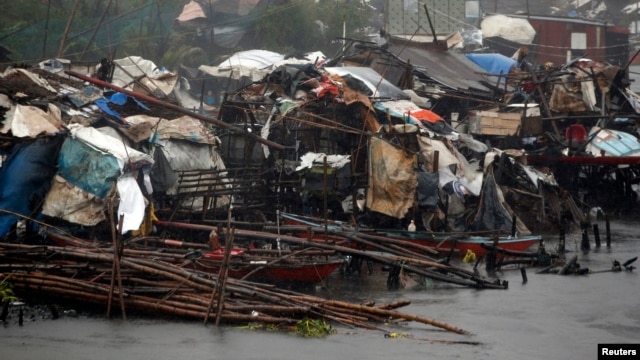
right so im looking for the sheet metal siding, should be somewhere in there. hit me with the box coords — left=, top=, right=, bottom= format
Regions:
left=386, top=0, right=466, bottom=36
left=529, top=19, right=606, bottom=65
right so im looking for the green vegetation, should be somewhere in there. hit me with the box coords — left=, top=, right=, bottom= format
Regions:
left=0, top=0, right=372, bottom=69
left=1, top=276, right=19, bottom=303
left=295, top=318, right=335, bottom=337
left=254, top=0, right=371, bottom=56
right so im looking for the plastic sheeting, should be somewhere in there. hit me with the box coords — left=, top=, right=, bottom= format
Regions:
left=94, top=92, right=151, bottom=122
left=417, top=136, right=483, bottom=196
left=469, top=170, right=513, bottom=234
left=416, top=170, right=438, bottom=210
left=324, top=67, right=410, bottom=100
left=121, top=114, right=220, bottom=145
left=41, top=175, right=107, bottom=226
left=296, top=152, right=351, bottom=171
left=374, top=100, right=443, bottom=125
left=366, top=137, right=417, bottom=219
left=218, top=49, right=284, bottom=70
left=117, top=174, right=146, bottom=233
left=0, top=136, right=63, bottom=237
left=57, top=136, right=121, bottom=198
left=41, top=125, right=154, bottom=228
left=481, top=15, right=536, bottom=44
left=1, top=103, right=65, bottom=137
left=465, top=53, right=518, bottom=77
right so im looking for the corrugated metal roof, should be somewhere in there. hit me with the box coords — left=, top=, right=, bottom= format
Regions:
left=384, top=40, right=493, bottom=93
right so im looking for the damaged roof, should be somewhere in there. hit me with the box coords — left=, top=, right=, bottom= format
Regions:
left=384, top=38, right=496, bottom=94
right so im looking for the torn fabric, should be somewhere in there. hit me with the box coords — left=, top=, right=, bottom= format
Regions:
left=366, top=137, right=417, bottom=218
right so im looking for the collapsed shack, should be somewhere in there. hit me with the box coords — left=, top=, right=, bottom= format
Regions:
left=0, top=47, right=604, bottom=330
left=333, top=37, right=640, bottom=215
left=0, top=49, right=587, bottom=246
left=210, top=59, right=583, bottom=235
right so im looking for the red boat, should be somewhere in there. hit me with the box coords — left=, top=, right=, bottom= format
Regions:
left=279, top=212, right=542, bottom=257
left=381, top=230, right=542, bottom=256
left=45, top=230, right=343, bottom=285
left=187, top=247, right=344, bottom=284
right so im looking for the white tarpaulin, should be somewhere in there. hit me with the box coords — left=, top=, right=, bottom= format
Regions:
left=104, top=56, right=177, bottom=96
left=481, top=15, right=536, bottom=44
left=117, top=174, right=146, bottom=233
left=1, top=102, right=64, bottom=137
left=296, top=152, right=351, bottom=171
left=324, top=67, right=410, bottom=100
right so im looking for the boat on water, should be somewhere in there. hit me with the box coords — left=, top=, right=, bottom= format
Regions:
left=45, top=229, right=343, bottom=285
left=380, top=229, right=542, bottom=256
left=279, top=212, right=542, bottom=257
left=186, top=247, right=344, bottom=284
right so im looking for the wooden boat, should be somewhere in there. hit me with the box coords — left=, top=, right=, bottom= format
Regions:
left=186, top=247, right=344, bottom=284
left=279, top=212, right=542, bottom=257
left=45, top=229, right=343, bottom=285
left=381, top=230, right=542, bottom=256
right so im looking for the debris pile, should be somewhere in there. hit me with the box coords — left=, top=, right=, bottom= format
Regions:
left=0, top=241, right=468, bottom=334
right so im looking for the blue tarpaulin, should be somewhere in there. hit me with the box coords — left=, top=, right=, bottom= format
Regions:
left=94, top=92, right=150, bottom=122
left=0, top=136, right=63, bottom=237
left=57, top=137, right=121, bottom=198
left=465, top=53, right=517, bottom=82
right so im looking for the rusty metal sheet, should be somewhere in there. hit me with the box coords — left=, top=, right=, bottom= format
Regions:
left=385, top=41, right=493, bottom=93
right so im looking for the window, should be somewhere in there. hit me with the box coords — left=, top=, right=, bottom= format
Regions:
left=403, top=0, right=418, bottom=12
left=466, top=0, right=480, bottom=19
left=571, top=32, right=587, bottom=50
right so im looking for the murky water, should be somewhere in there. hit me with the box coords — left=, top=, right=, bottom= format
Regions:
left=2, top=218, right=639, bottom=360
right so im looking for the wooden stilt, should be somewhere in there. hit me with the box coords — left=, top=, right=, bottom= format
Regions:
left=593, top=224, right=601, bottom=247
left=605, top=214, right=611, bottom=247
left=581, top=222, right=590, bottom=251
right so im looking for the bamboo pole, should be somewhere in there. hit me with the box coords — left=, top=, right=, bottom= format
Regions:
left=2, top=241, right=472, bottom=334
left=115, top=214, right=127, bottom=319
left=106, top=202, right=116, bottom=317
left=321, top=300, right=467, bottom=334
left=155, top=220, right=505, bottom=289
left=215, top=207, right=235, bottom=326
left=80, top=0, right=113, bottom=61
left=57, top=0, right=81, bottom=58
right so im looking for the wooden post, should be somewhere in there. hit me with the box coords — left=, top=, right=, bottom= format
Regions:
left=107, top=202, right=126, bottom=319
left=526, top=63, right=560, bottom=137
left=214, top=207, right=234, bottom=326
left=593, top=224, right=601, bottom=247
left=323, top=156, right=328, bottom=241
left=580, top=222, right=590, bottom=251
left=42, top=0, right=51, bottom=59
left=57, top=0, right=81, bottom=58
left=485, top=237, right=498, bottom=272
left=605, top=214, right=611, bottom=247
left=432, top=150, right=439, bottom=173
left=115, top=214, right=127, bottom=320
left=213, top=230, right=233, bottom=325
left=558, top=226, right=565, bottom=253
left=511, top=214, right=517, bottom=237
left=520, top=267, right=528, bottom=284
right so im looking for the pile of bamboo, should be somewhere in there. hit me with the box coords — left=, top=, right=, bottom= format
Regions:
left=0, top=241, right=467, bottom=335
